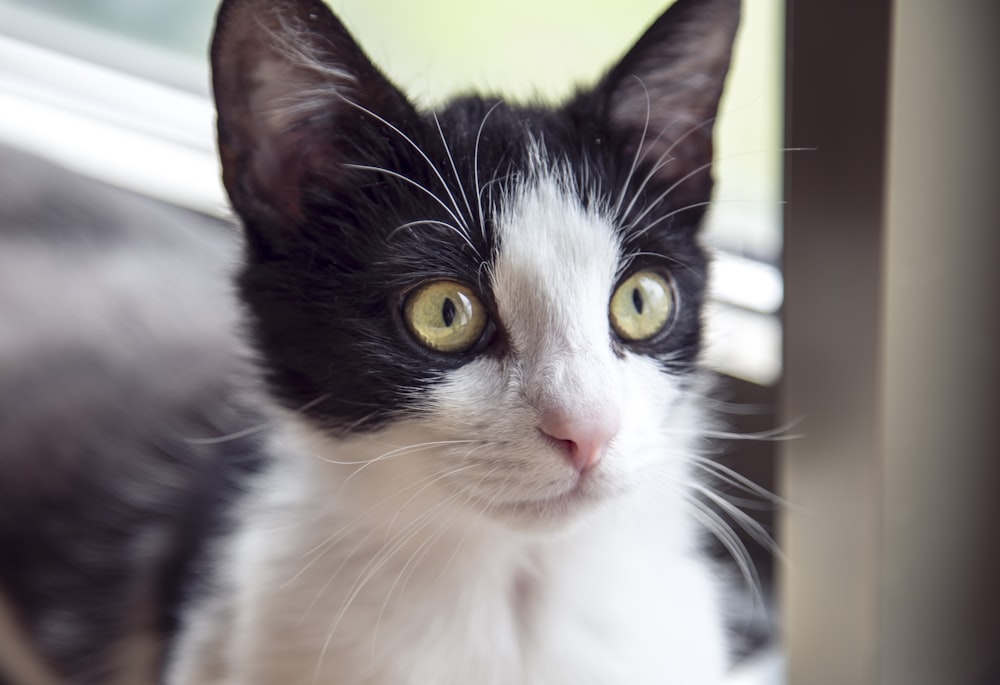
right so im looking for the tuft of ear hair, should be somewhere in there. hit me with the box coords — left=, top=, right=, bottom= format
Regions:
left=588, top=0, right=740, bottom=213
left=211, top=0, right=416, bottom=238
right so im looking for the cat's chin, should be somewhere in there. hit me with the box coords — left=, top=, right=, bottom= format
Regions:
left=472, top=476, right=619, bottom=534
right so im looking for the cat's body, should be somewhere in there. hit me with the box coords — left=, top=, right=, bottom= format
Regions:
left=0, top=0, right=746, bottom=683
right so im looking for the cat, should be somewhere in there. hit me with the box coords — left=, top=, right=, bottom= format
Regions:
left=0, top=0, right=747, bottom=682
left=166, top=0, right=743, bottom=682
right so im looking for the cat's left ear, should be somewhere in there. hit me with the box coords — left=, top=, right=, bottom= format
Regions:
left=211, top=0, right=416, bottom=244
left=590, top=0, right=740, bottom=211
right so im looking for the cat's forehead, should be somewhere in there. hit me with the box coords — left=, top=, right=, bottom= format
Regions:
left=426, top=99, right=584, bottom=189
left=490, top=161, right=621, bottom=355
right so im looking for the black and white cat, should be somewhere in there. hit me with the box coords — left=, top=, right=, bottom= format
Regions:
left=0, top=0, right=745, bottom=683
left=167, top=0, right=742, bottom=682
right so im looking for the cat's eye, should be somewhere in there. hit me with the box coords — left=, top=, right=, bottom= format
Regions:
left=609, top=270, right=675, bottom=342
left=404, top=281, right=488, bottom=354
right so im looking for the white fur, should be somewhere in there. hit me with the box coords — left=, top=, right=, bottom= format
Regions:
left=168, top=169, right=728, bottom=684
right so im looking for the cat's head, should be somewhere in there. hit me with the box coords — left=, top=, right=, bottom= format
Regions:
left=211, top=0, right=739, bottom=528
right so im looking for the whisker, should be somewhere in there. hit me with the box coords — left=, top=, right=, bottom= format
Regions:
left=184, top=394, right=331, bottom=445
left=617, top=116, right=718, bottom=225
left=368, top=482, right=483, bottom=662
left=383, top=460, right=481, bottom=535
left=288, top=471, right=457, bottom=598
left=183, top=423, right=269, bottom=446
left=316, top=486, right=467, bottom=676
left=473, top=100, right=504, bottom=240
left=684, top=494, right=765, bottom=611
left=289, top=441, right=483, bottom=585
left=342, top=100, right=470, bottom=233
left=432, top=110, right=475, bottom=229
left=689, top=458, right=787, bottom=507
left=339, top=440, right=480, bottom=491
left=343, top=164, right=475, bottom=253
left=297, top=462, right=473, bottom=630
left=626, top=156, right=719, bottom=232
left=408, top=459, right=504, bottom=593
left=698, top=424, right=802, bottom=442
left=691, top=484, right=785, bottom=563
left=310, top=439, right=478, bottom=467
left=627, top=200, right=714, bottom=237
left=613, top=76, right=652, bottom=220
left=628, top=146, right=807, bottom=236
left=619, top=250, right=701, bottom=279
left=388, top=219, right=478, bottom=246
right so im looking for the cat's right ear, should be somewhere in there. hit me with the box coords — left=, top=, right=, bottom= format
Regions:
left=211, top=0, right=415, bottom=247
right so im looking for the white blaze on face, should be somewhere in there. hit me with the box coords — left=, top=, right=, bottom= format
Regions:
left=490, top=167, right=624, bottom=470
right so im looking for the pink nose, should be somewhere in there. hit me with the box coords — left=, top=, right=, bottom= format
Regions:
left=539, top=408, right=620, bottom=473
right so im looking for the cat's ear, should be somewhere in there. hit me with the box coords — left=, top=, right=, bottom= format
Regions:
left=593, top=0, right=740, bottom=210
left=211, top=0, right=415, bottom=237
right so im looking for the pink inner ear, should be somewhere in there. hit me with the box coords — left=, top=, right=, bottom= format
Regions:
left=216, top=36, right=351, bottom=221
left=212, top=0, right=416, bottom=228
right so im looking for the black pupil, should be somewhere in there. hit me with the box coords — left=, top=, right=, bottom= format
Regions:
left=442, top=297, right=457, bottom=327
left=631, top=288, right=644, bottom=314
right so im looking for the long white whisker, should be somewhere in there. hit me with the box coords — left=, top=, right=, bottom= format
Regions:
left=618, top=116, right=718, bottom=225
left=184, top=395, right=331, bottom=445
left=684, top=495, right=764, bottom=610
left=628, top=145, right=794, bottom=235
left=343, top=163, right=474, bottom=252
left=619, top=250, right=700, bottom=278
left=407, top=459, right=503, bottom=595
left=183, top=423, right=268, bottom=446
left=383, top=459, right=482, bottom=535
left=625, top=156, right=719, bottom=230
left=388, top=219, right=478, bottom=247
left=316, top=484, right=468, bottom=676
left=368, top=469, right=490, bottom=662
left=342, top=100, right=470, bottom=233
left=613, top=76, right=652, bottom=219
left=629, top=200, right=714, bottom=237
left=288, top=467, right=466, bottom=596
left=289, top=441, right=482, bottom=586
left=698, top=427, right=801, bottom=442
left=692, top=484, right=785, bottom=562
left=311, top=439, right=478, bottom=467
left=691, top=459, right=788, bottom=507
left=689, top=457, right=789, bottom=507
left=432, top=110, right=475, bottom=229
left=296, top=448, right=466, bottom=566
left=473, top=100, right=504, bottom=240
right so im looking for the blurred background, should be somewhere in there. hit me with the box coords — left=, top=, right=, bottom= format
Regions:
left=0, top=1, right=997, bottom=684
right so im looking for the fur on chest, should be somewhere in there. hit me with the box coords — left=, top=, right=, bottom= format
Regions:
left=184, top=439, right=727, bottom=685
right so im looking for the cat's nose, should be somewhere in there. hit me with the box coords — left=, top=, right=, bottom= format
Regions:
left=539, top=408, right=620, bottom=473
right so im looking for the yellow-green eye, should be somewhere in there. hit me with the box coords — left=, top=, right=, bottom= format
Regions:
left=404, top=281, right=488, bottom=353
left=609, top=270, right=675, bottom=342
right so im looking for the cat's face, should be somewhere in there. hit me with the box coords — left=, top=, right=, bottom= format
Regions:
left=211, top=0, right=739, bottom=527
